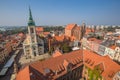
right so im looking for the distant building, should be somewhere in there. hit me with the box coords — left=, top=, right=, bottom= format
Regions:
left=65, top=23, right=86, bottom=40
left=115, top=29, right=120, bottom=34
left=23, top=7, right=44, bottom=59
left=35, top=27, right=43, bottom=35
left=0, top=27, right=6, bottom=31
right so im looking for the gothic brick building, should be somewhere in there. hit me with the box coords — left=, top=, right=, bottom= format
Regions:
left=16, top=50, right=83, bottom=80
left=23, top=7, right=44, bottom=59
left=65, top=23, right=86, bottom=40
left=16, top=49, right=120, bottom=80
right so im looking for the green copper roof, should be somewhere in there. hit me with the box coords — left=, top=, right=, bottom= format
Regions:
left=28, top=7, right=35, bottom=26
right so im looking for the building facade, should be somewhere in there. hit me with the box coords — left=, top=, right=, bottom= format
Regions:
left=65, top=23, right=86, bottom=40
left=16, top=50, right=83, bottom=80
left=23, top=7, right=44, bottom=59
left=16, top=50, right=120, bottom=80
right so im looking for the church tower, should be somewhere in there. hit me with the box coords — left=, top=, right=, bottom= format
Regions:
left=27, top=7, right=39, bottom=58
left=23, top=7, right=44, bottom=59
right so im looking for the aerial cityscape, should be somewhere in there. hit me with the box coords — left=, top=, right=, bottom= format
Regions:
left=0, top=0, right=120, bottom=80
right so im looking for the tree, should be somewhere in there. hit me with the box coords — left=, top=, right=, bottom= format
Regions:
left=48, top=47, right=54, bottom=55
left=61, top=43, right=72, bottom=53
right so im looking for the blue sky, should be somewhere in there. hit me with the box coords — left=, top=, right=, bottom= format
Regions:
left=0, top=0, right=120, bottom=26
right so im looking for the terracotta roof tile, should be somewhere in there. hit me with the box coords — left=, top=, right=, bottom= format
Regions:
left=18, top=33, right=24, bottom=37
left=84, top=50, right=120, bottom=80
left=17, top=50, right=120, bottom=80
left=88, top=38, right=102, bottom=44
left=65, top=24, right=77, bottom=30
left=35, top=27, right=43, bottom=32
left=43, top=32, right=50, bottom=35
left=52, top=50, right=62, bottom=57
left=16, top=66, right=30, bottom=80
left=109, top=45, right=116, bottom=50
left=30, top=50, right=83, bottom=79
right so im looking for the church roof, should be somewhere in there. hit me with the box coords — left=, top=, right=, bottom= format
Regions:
left=28, top=7, right=35, bottom=26
left=65, top=24, right=77, bottom=30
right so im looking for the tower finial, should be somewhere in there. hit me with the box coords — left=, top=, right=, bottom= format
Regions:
left=28, top=6, right=35, bottom=26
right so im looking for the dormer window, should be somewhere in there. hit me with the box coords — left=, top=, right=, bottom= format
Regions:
left=67, top=63, right=73, bottom=72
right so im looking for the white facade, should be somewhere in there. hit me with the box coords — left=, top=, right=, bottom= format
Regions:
left=82, top=37, right=120, bottom=62
left=23, top=8, right=44, bottom=59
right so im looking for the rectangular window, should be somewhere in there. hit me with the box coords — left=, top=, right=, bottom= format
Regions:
left=30, top=28, right=34, bottom=33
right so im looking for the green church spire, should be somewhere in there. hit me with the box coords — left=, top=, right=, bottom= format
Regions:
left=28, top=6, right=35, bottom=26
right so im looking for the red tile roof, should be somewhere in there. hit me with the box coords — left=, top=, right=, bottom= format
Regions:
left=16, top=50, right=120, bottom=80
left=17, top=50, right=83, bottom=80
left=16, top=66, right=30, bottom=80
left=84, top=50, right=120, bottom=80
left=88, top=38, right=102, bottom=44
left=43, top=32, right=50, bottom=35
left=30, top=50, right=83, bottom=79
left=109, top=45, right=116, bottom=50
left=53, top=35, right=70, bottom=42
left=35, top=27, right=43, bottom=32
left=70, top=36, right=76, bottom=41
left=52, top=50, right=62, bottom=57
left=54, top=35, right=65, bottom=41
left=65, top=24, right=77, bottom=30
left=85, top=28, right=94, bottom=35
left=18, top=33, right=24, bottom=37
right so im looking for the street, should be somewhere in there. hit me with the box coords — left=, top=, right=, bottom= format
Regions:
left=0, top=47, right=23, bottom=80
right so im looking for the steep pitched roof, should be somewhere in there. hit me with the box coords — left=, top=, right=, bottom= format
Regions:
left=16, top=66, right=30, bottom=80
left=52, top=50, right=62, bottom=57
left=54, top=35, right=65, bottom=41
left=35, top=27, right=43, bottom=32
left=65, top=24, right=77, bottom=30
left=30, top=50, right=83, bottom=79
left=16, top=50, right=120, bottom=80
left=84, top=50, right=120, bottom=80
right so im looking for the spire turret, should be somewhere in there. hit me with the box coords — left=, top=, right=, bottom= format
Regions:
left=28, top=6, right=35, bottom=26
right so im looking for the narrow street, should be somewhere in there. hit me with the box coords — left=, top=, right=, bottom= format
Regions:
left=0, top=46, right=23, bottom=80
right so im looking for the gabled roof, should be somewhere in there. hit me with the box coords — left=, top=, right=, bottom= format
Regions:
left=52, top=50, right=62, bottom=57
left=65, top=24, right=77, bottom=30
left=16, top=66, right=30, bottom=80
left=35, top=27, right=43, bottom=32
left=30, top=50, right=83, bottom=79
left=17, top=49, right=120, bottom=80
left=84, top=50, right=120, bottom=80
